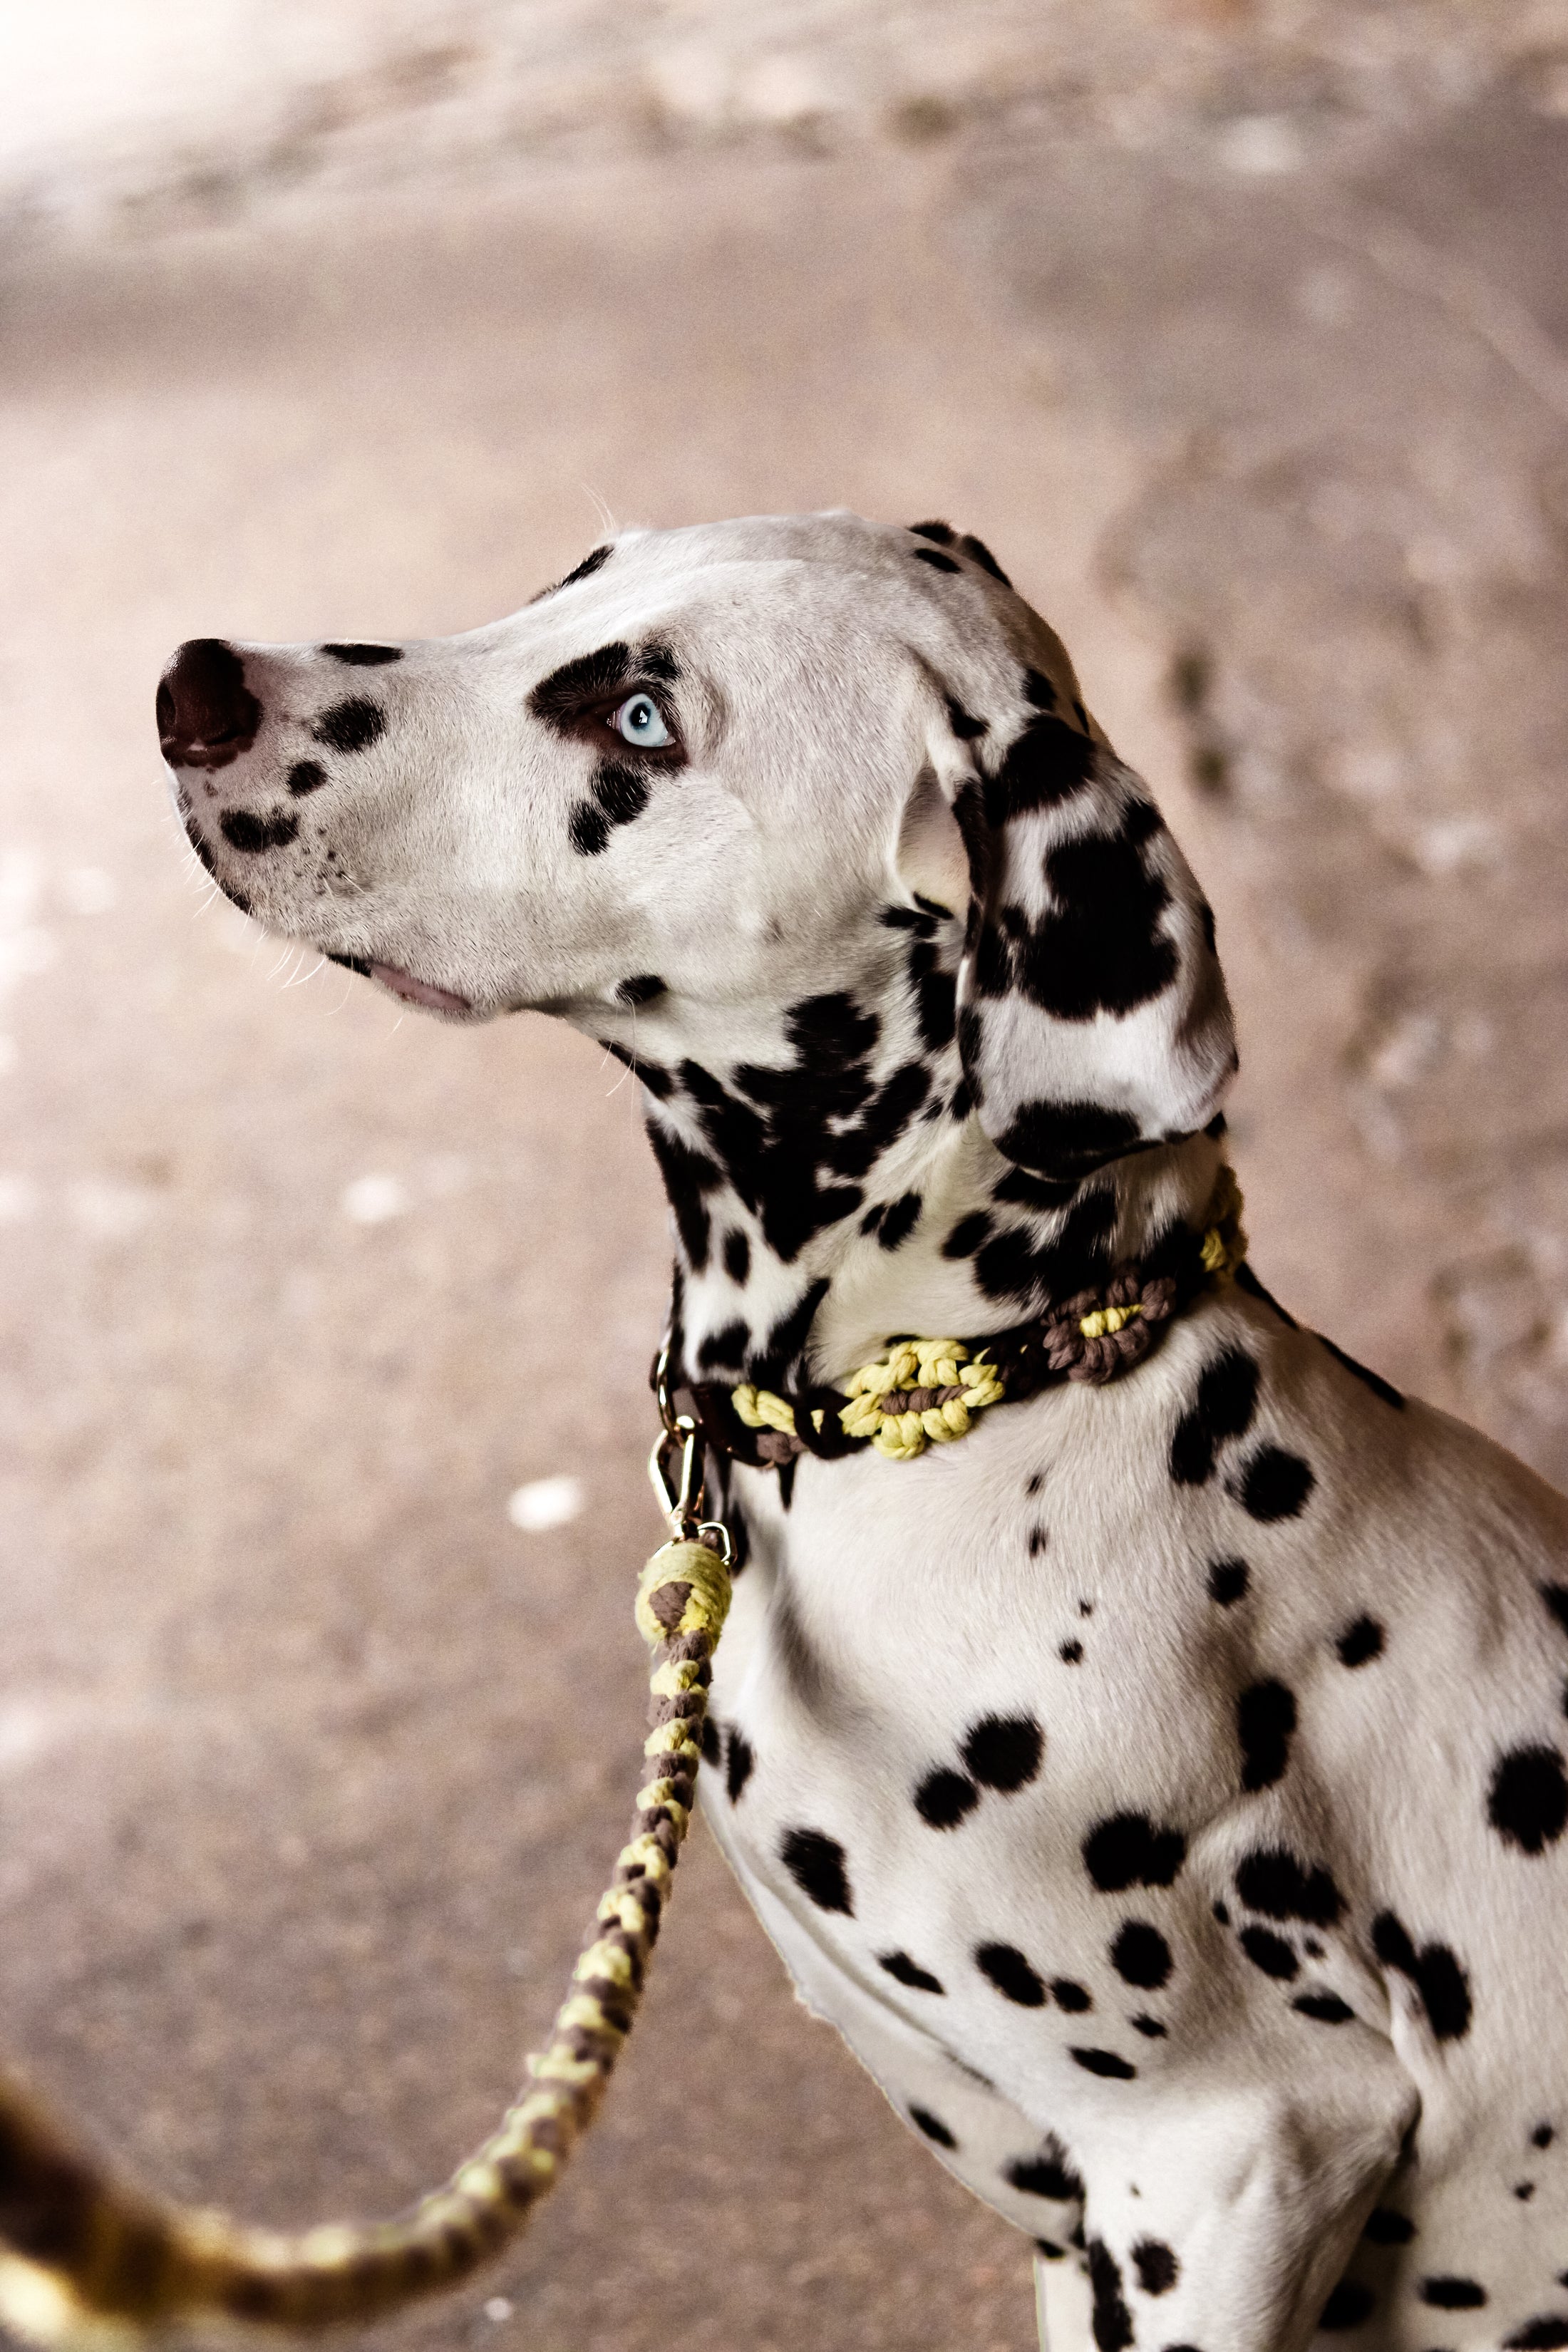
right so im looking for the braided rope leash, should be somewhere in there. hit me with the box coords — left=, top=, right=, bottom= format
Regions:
left=730, top=1166, right=1248, bottom=1464
left=0, top=1532, right=731, bottom=2347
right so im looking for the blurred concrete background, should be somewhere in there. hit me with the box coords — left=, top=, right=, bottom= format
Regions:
left=2, top=6, right=1567, bottom=2347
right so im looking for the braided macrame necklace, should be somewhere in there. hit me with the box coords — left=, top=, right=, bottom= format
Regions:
left=691, top=1167, right=1247, bottom=1469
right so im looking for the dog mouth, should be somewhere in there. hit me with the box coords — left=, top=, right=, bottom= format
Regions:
left=367, top=960, right=473, bottom=1013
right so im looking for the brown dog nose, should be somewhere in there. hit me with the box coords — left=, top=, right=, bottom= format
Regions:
left=156, top=639, right=262, bottom=769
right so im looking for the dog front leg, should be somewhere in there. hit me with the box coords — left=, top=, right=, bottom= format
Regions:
left=1035, top=2244, right=1094, bottom=2352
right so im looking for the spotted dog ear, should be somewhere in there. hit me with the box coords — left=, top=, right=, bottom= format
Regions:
left=908, top=520, right=1013, bottom=587
left=950, top=698, right=1237, bottom=1182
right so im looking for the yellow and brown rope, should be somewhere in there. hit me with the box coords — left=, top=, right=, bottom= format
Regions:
left=0, top=1539, right=731, bottom=2348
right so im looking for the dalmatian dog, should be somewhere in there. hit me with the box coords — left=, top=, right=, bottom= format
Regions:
left=158, top=512, right=1568, bottom=2352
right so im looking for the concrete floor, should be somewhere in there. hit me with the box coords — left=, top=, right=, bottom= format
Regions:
left=1, top=31, right=1567, bottom=2351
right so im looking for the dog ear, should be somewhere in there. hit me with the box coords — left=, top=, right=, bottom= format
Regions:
left=940, top=679, right=1237, bottom=1185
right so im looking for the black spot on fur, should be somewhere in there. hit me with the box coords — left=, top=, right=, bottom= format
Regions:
left=604, top=1043, right=672, bottom=1096
left=725, top=1728, right=754, bottom=1802
left=1083, top=1813, right=1187, bottom=1893
left=311, top=698, right=385, bottom=754
left=974, top=1183, right=1120, bottom=1307
left=1337, top=1615, right=1386, bottom=1666
left=877, top=1192, right=923, bottom=1252
left=1515, top=2183, right=1536, bottom=2201
left=1060, top=1639, right=1083, bottom=1663
left=986, top=713, right=1098, bottom=824
left=986, top=810, right=1177, bottom=1022
left=916, top=1769, right=981, bottom=1830
left=942, top=1210, right=993, bottom=1260
left=1071, top=2048, right=1137, bottom=2080
left=1420, top=2280, right=1487, bottom=2311
left=945, top=693, right=988, bottom=741
left=1111, top=1922, right=1172, bottom=1990
left=700, top=1715, right=721, bottom=1768
left=914, top=547, right=961, bottom=573
left=1088, top=2240, right=1134, bottom=2352
left=529, top=641, right=633, bottom=723
left=907, top=938, right=957, bottom=1050
left=1235, top=1847, right=1344, bottom=1928
left=551, top=543, right=613, bottom=593
left=988, top=1100, right=1141, bottom=1186
left=1170, top=1350, right=1259, bottom=1485
left=1133, top=2241, right=1179, bottom=2296
left=287, top=760, right=327, bottom=795
left=877, top=1950, right=945, bottom=1996
left=1531, top=2123, right=1555, bottom=2148
left=1488, top=1745, right=1568, bottom=1855
left=1505, top=2323, right=1568, bottom=2350
left=1237, top=1681, right=1296, bottom=1792
left=1037, top=2241, right=1066, bottom=2260
left=697, top=1321, right=748, bottom=1371
left=617, top=972, right=666, bottom=1006
left=1131, top=2014, right=1168, bottom=2038
left=321, top=642, right=402, bottom=665
left=723, top=1229, right=750, bottom=1285
left=753, top=1276, right=831, bottom=1391
left=1542, top=1585, right=1568, bottom=1638
left=909, top=2106, right=956, bottom=2148
left=976, top=1942, right=1047, bottom=2006
left=1372, top=1913, right=1472, bottom=2041
left=1363, top=2210, right=1415, bottom=2246
left=1207, top=1557, right=1249, bottom=1606
left=1005, top=2138, right=1083, bottom=2202
left=644, top=1118, right=721, bottom=1272
left=1294, top=1992, right=1354, bottom=2023
left=591, top=759, right=651, bottom=830
left=679, top=996, right=927, bottom=1264
left=958, top=532, right=1012, bottom=586
left=1051, top=1978, right=1092, bottom=2012
left=1232, top=1448, right=1315, bottom=1523
left=569, top=800, right=610, bottom=855
left=1239, top=1925, right=1298, bottom=1980
left=1319, top=2281, right=1376, bottom=2330
left=780, top=1827, right=852, bottom=1915
left=962, top=1716, right=1043, bottom=1792
left=220, top=808, right=299, bottom=853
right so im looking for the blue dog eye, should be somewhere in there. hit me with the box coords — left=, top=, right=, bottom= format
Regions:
left=615, top=693, right=671, bottom=748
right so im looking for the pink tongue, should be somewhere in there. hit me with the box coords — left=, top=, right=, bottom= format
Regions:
left=369, top=961, right=472, bottom=1013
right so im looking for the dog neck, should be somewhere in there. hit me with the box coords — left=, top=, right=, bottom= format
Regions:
left=587, top=911, right=1227, bottom=1396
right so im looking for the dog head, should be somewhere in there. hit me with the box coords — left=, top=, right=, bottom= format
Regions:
left=160, top=511, right=1234, bottom=1208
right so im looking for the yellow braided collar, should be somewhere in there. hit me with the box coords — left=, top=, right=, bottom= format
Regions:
left=729, top=1169, right=1247, bottom=1464
left=736, top=1339, right=1003, bottom=1463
